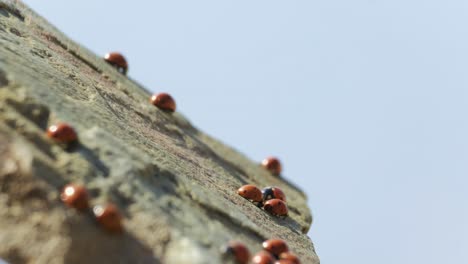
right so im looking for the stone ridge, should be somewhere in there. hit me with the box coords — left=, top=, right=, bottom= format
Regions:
left=0, top=1, right=319, bottom=263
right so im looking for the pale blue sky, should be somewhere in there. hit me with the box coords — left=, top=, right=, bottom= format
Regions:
left=22, top=1, right=468, bottom=263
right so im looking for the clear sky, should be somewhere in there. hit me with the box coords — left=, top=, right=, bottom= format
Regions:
left=22, top=1, right=468, bottom=263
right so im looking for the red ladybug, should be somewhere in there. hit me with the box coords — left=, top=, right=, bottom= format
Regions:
left=262, top=186, right=286, bottom=202
left=150, top=93, right=176, bottom=112
left=104, top=52, right=128, bottom=74
left=47, top=123, right=78, bottom=144
left=93, top=204, right=123, bottom=233
left=279, top=252, right=301, bottom=264
left=261, top=157, right=282, bottom=176
left=275, top=260, right=296, bottom=264
left=237, top=184, right=263, bottom=204
left=223, top=241, right=250, bottom=264
left=262, top=239, right=289, bottom=257
left=252, top=251, right=275, bottom=264
left=263, top=199, right=288, bottom=217
left=60, top=184, right=89, bottom=211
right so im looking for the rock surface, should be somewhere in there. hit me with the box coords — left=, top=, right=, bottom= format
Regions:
left=0, top=1, right=319, bottom=263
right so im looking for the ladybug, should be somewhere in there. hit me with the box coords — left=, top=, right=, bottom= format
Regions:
left=104, top=52, right=128, bottom=74
left=263, top=199, right=288, bottom=217
left=223, top=241, right=250, bottom=264
left=237, top=184, right=263, bottom=204
left=47, top=123, right=78, bottom=144
left=150, top=93, right=176, bottom=112
left=252, top=251, right=275, bottom=264
left=262, top=186, right=286, bottom=202
left=261, top=157, right=282, bottom=176
left=60, top=184, right=89, bottom=211
left=275, top=260, right=296, bottom=264
left=93, top=204, right=123, bottom=233
left=279, top=252, right=301, bottom=264
left=262, top=239, right=289, bottom=257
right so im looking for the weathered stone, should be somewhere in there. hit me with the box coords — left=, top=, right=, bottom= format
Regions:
left=0, top=1, right=319, bottom=263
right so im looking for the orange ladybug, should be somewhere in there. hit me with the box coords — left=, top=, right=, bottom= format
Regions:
left=275, top=260, right=296, bottom=264
left=104, top=52, right=128, bottom=74
left=237, top=184, right=263, bottom=204
left=93, top=204, right=123, bottom=233
left=47, top=123, right=78, bottom=144
left=252, top=251, right=275, bottom=264
left=263, top=199, right=288, bottom=217
left=60, top=184, right=89, bottom=211
left=150, top=93, right=176, bottom=112
left=261, top=157, right=282, bottom=176
left=262, top=239, right=289, bottom=257
left=279, top=252, right=301, bottom=264
left=223, top=241, right=250, bottom=264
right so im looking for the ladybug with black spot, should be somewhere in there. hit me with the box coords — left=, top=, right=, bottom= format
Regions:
left=237, top=184, right=263, bottom=205
left=262, top=239, right=289, bottom=258
left=262, top=186, right=286, bottom=202
left=222, top=241, right=250, bottom=264
left=263, top=199, right=288, bottom=217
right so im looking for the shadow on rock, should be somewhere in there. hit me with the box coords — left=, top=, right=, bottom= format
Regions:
left=64, top=219, right=161, bottom=264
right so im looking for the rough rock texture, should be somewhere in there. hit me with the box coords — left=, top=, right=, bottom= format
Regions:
left=0, top=1, right=319, bottom=263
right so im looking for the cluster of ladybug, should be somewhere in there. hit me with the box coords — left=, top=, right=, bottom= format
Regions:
left=237, top=157, right=288, bottom=217
left=238, top=184, right=288, bottom=217
left=47, top=110, right=127, bottom=233
left=224, top=239, right=301, bottom=264
left=61, top=184, right=123, bottom=233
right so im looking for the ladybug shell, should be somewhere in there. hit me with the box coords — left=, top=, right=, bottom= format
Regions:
left=261, top=157, right=282, bottom=176
left=237, top=185, right=263, bottom=203
left=60, top=184, right=89, bottom=211
left=263, top=199, right=288, bottom=216
left=93, top=204, right=123, bottom=233
left=224, top=241, right=250, bottom=264
left=104, top=52, right=128, bottom=74
left=47, top=123, right=78, bottom=143
left=252, top=251, right=275, bottom=264
left=150, top=93, right=176, bottom=112
left=262, top=239, right=289, bottom=257
left=262, top=186, right=286, bottom=202
left=279, top=252, right=301, bottom=264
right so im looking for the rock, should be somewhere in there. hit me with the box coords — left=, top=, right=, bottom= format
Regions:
left=0, top=1, right=319, bottom=263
